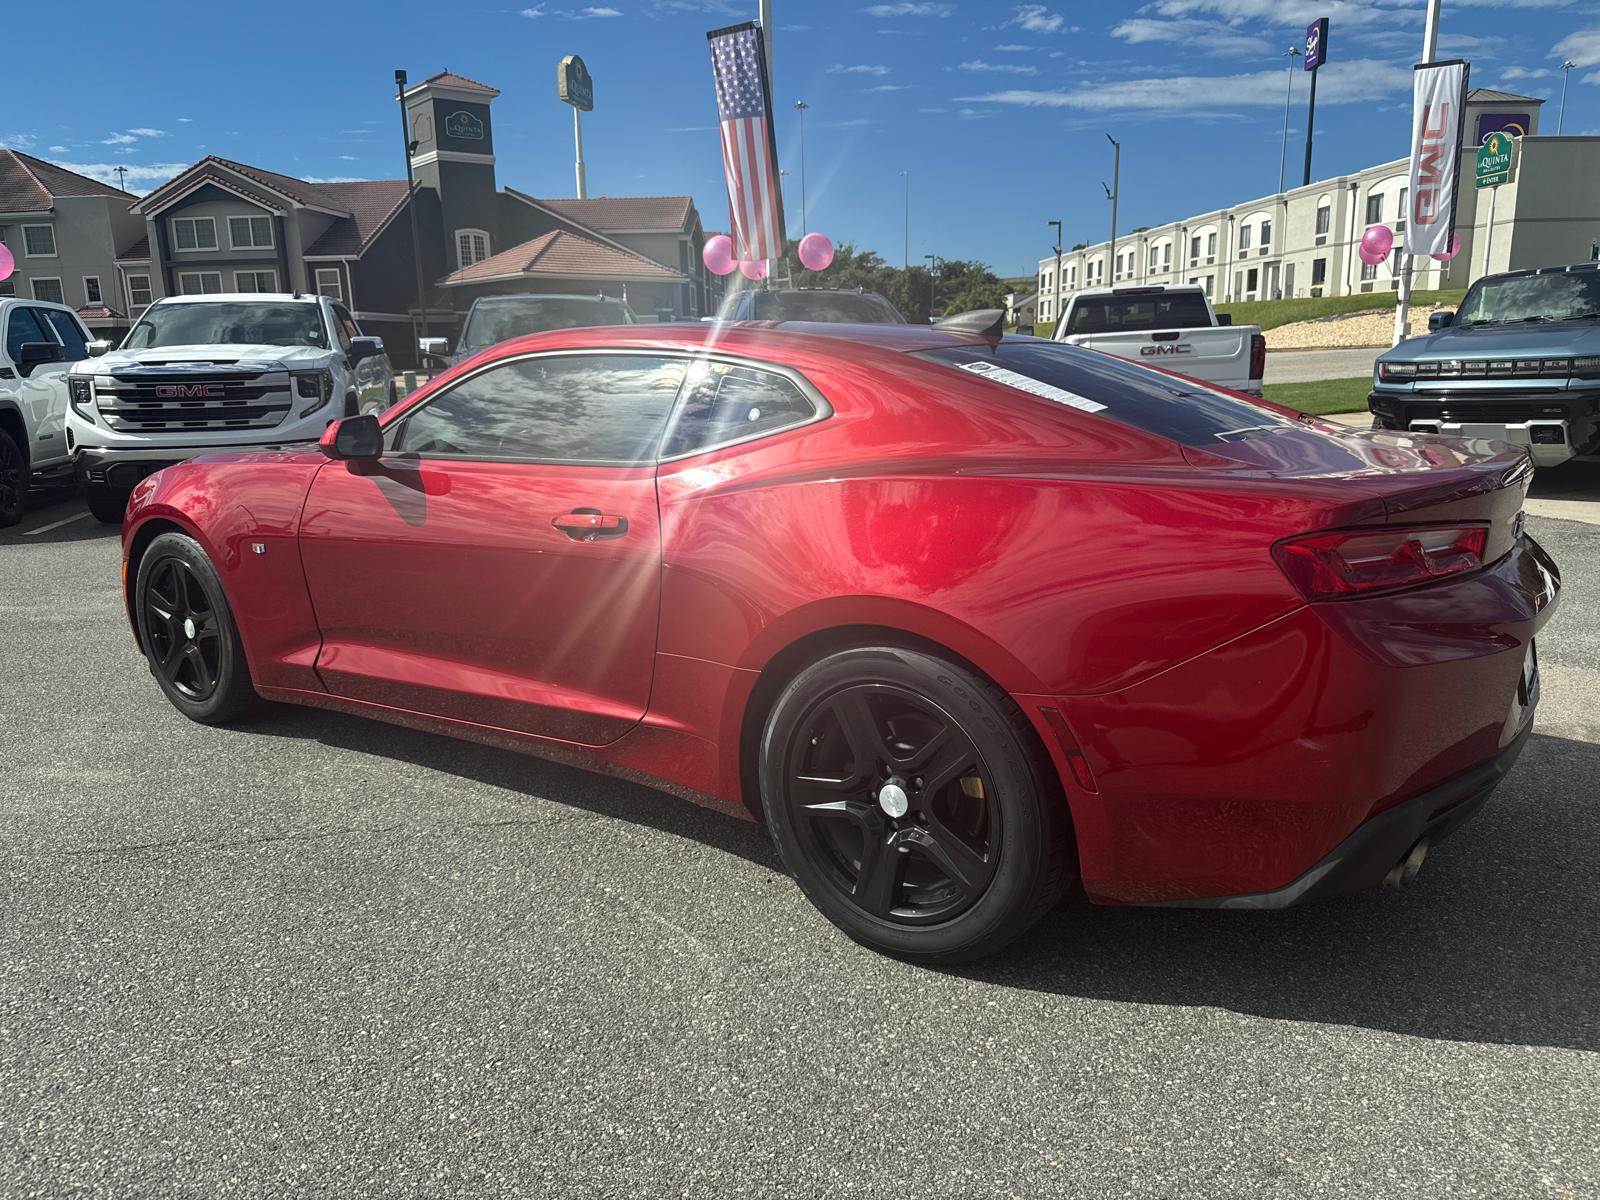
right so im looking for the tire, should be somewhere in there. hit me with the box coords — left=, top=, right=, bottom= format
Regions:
left=343, top=392, right=359, bottom=418
left=759, top=645, right=1075, bottom=964
left=0, top=427, right=29, bottom=527
left=133, top=531, right=261, bottom=724
left=86, top=493, right=127, bottom=524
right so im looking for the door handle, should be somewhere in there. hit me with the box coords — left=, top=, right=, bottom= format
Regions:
left=553, top=508, right=629, bottom=540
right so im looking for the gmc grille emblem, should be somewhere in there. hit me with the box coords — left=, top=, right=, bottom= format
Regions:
left=155, top=384, right=225, bottom=398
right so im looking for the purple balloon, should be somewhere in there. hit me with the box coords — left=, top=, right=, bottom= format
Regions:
left=797, top=232, right=834, bottom=272
left=1431, top=232, right=1462, bottom=262
left=1358, top=223, right=1394, bottom=266
left=702, top=234, right=736, bottom=276
left=0, top=242, right=13, bottom=282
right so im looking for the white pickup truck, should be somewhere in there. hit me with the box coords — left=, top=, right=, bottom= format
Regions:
left=1050, top=284, right=1265, bottom=397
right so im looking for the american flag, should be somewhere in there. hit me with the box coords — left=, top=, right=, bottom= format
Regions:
left=707, top=22, right=785, bottom=263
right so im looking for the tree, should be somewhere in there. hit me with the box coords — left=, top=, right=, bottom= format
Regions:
left=734, top=239, right=1012, bottom=322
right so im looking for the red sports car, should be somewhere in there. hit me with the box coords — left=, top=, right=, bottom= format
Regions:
left=121, top=318, right=1560, bottom=962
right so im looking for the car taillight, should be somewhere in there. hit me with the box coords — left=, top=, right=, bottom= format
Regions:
left=1249, top=333, right=1266, bottom=381
left=1272, top=524, right=1487, bottom=601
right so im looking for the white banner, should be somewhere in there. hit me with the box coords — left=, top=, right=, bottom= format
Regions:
left=1406, top=60, right=1469, bottom=258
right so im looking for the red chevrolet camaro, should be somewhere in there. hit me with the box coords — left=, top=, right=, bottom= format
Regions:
left=120, top=318, right=1560, bottom=961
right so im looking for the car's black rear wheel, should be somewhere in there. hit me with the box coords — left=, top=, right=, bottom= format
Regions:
left=134, top=532, right=260, bottom=724
left=0, top=427, right=28, bottom=527
left=760, top=645, right=1075, bottom=963
left=85, top=493, right=126, bottom=524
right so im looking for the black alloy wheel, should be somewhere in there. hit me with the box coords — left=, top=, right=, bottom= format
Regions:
left=760, top=646, right=1075, bottom=963
left=0, top=427, right=28, bottom=527
left=134, top=532, right=261, bottom=724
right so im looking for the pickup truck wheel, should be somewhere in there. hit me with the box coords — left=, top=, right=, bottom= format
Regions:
left=0, top=427, right=29, bottom=527
left=134, top=531, right=261, bottom=724
left=86, top=494, right=126, bottom=524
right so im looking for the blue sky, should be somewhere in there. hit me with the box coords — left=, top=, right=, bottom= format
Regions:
left=5, top=0, right=1600, bottom=277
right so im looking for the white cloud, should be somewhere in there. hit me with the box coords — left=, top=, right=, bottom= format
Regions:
left=1007, top=5, right=1070, bottom=33
left=960, top=57, right=1411, bottom=113
left=338, top=155, right=359, bottom=160
left=0, top=134, right=38, bottom=150
left=829, top=63, right=891, bottom=75
left=177, top=118, right=193, bottom=123
left=960, top=59, right=1039, bottom=74
left=304, top=175, right=368, bottom=183
left=863, top=84, right=913, bottom=91
left=1499, top=66, right=1552, bottom=79
left=994, top=44, right=1031, bottom=51
left=46, top=159, right=190, bottom=193
left=521, top=4, right=545, bottom=13
left=860, top=2, right=953, bottom=14
left=1140, top=0, right=1407, bottom=26
left=1112, top=17, right=1271, bottom=57
left=128, top=128, right=167, bottom=138
left=578, top=6, right=622, bottom=14
left=779, top=23, right=810, bottom=30
left=48, top=145, right=65, bottom=151
left=1553, top=28, right=1600, bottom=67
left=102, top=133, right=136, bottom=144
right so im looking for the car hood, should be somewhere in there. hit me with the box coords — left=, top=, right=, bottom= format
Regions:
left=1383, top=321, right=1600, bottom=362
left=87, top=344, right=335, bottom=371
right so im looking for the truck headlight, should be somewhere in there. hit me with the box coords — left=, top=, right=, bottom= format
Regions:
left=1378, top=362, right=1416, bottom=381
left=68, top=376, right=94, bottom=411
left=291, top=369, right=333, bottom=418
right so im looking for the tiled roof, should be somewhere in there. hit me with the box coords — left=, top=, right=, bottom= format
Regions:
left=413, top=70, right=499, bottom=94
left=0, top=150, right=135, bottom=212
left=137, top=155, right=353, bottom=216
left=77, top=304, right=126, bottom=320
left=439, top=229, right=687, bottom=286
left=532, top=195, right=695, bottom=232
left=304, top=180, right=412, bottom=256
left=116, top=235, right=150, bottom=262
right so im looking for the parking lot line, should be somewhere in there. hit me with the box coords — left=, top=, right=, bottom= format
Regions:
left=22, top=511, right=93, bottom=536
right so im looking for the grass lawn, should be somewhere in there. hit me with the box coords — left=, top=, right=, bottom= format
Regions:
left=1216, top=289, right=1466, bottom=332
left=1261, top=375, right=1374, bottom=415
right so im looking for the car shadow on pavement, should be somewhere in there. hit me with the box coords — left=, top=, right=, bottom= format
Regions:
left=969, top=731, right=1600, bottom=1054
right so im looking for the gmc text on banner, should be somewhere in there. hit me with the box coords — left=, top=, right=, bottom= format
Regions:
left=1407, top=59, right=1469, bottom=258
left=707, top=22, right=786, bottom=264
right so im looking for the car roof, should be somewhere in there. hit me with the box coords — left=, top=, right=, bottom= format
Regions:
left=470, top=292, right=629, bottom=303
left=481, top=318, right=1018, bottom=360
left=151, top=293, right=323, bottom=305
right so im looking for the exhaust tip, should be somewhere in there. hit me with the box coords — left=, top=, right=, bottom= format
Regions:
left=1384, top=839, right=1430, bottom=888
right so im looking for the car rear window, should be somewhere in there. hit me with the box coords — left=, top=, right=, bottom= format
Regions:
left=461, top=298, right=634, bottom=351
left=914, top=340, right=1297, bottom=445
left=752, top=291, right=905, bottom=323
left=1065, top=291, right=1212, bottom=335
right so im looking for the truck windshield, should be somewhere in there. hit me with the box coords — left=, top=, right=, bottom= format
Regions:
left=915, top=340, right=1296, bottom=446
left=461, top=297, right=634, bottom=351
left=1456, top=272, right=1600, bottom=324
left=1065, top=291, right=1213, bottom=335
left=125, top=302, right=329, bottom=350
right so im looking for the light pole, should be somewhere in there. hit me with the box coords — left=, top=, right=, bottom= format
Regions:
left=793, top=101, right=809, bottom=237
left=1103, top=134, right=1120, bottom=282
left=1048, top=219, right=1061, bottom=326
left=1279, top=47, right=1300, bottom=193
left=924, top=253, right=938, bottom=322
left=1560, top=61, right=1578, bottom=134
left=113, top=165, right=128, bottom=192
left=395, top=69, right=429, bottom=343
left=901, top=171, right=909, bottom=269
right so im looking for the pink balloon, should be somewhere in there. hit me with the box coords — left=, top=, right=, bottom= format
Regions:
left=738, top=258, right=768, bottom=281
left=1359, top=223, right=1394, bottom=266
left=797, top=232, right=835, bottom=272
left=0, top=242, right=13, bottom=282
left=1431, top=232, right=1462, bottom=262
left=702, top=234, right=736, bottom=276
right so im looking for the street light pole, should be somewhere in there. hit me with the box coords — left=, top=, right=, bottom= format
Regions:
left=1048, top=219, right=1061, bottom=327
left=794, top=101, right=809, bottom=236
left=1279, top=47, right=1300, bottom=194
left=395, top=69, right=429, bottom=344
left=901, top=171, right=909, bottom=269
left=924, top=253, right=938, bottom=322
left=1103, top=134, right=1120, bottom=282
left=1560, top=61, right=1578, bottom=134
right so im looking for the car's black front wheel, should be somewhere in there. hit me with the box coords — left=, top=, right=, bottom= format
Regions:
left=760, top=645, right=1075, bottom=963
left=134, top=532, right=261, bottom=724
left=0, top=427, right=29, bottom=526
left=85, top=492, right=126, bottom=524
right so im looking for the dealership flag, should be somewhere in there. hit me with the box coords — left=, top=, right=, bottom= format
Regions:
left=1406, top=59, right=1470, bottom=258
left=707, top=21, right=786, bottom=262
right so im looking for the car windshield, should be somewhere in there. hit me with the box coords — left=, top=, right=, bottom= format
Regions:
left=1456, top=272, right=1600, bottom=324
left=460, top=297, right=634, bottom=351
left=1065, top=292, right=1213, bottom=335
left=125, top=302, right=328, bottom=349
left=739, top=291, right=906, bottom=323
left=915, top=340, right=1297, bottom=446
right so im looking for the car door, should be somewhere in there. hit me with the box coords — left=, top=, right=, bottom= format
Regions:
left=297, top=349, right=687, bottom=746
left=4, top=307, right=65, bottom=466
left=32, top=307, right=91, bottom=465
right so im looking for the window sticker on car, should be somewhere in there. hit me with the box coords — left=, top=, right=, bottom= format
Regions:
left=954, top=360, right=1108, bottom=413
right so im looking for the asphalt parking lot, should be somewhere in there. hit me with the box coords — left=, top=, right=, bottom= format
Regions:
left=2, top=485, right=1597, bottom=1199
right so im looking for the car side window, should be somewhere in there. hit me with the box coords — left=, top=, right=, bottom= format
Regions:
left=37, top=309, right=88, bottom=361
left=391, top=354, right=687, bottom=465
left=5, top=306, right=49, bottom=363
left=331, top=303, right=361, bottom=349
left=660, top=361, right=818, bottom=458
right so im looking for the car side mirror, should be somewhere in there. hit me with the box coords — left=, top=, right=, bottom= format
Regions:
left=18, top=341, right=62, bottom=365
left=86, top=339, right=113, bottom=358
left=1429, top=310, right=1456, bottom=332
left=1215, top=313, right=1233, bottom=326
left=348, top=335, right=383, bottom=362
left=417, top=336, right=449, bottom=365
left=319, top=414, right=383, bottom=461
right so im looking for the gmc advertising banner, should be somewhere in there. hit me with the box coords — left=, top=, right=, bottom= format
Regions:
left=1407, top=59, right=1470, bottom=258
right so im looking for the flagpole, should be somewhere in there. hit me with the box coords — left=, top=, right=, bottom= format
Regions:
left=1394, top=0, right=1443, bottom=348
left=761, top=0, right=775, bottom=289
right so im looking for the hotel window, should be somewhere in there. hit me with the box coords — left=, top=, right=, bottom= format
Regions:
left=315, top=268, right=343, bottom=300
left=1247, top=268, right=1259, bottom=293
left=179, top=272, right=223, bottom=295
left=456, top=229, right=490, bottom=269
left=1397, top=187, right=1409, bottom=231
left=1162, top=242, right=1171, bottom=266
left=1189, top=235, right=1201, bottom=260
left=1361, top=261, right=1378, bottom=281
left=83, top=277, right=102, bottom=305
left=0, top=281, right=13, bottom=297
left=234, top=270, right=278, bottom=293
left=31, top=277, right=65, bottom=304
left=127, top=274, right=153, bottom=307
left=1149, top=244, right=1159, bottom=269
left=1239, top=224, right=1252, bottom=250
left=1315, top=205, right=1331, bottom=236
left=1260, top=220, right=1271, bottom=247
left=22, top=224, right=57, bottom=257
left=228, top=216, right=274, bottom=249
left=1365, top=193, right=1384, bottom=225
left=172, top=217, right=218, bottom=252
left=1311, top=258, right=1327, bottom=286
left=1205, top=232, right=1217, bottom=258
